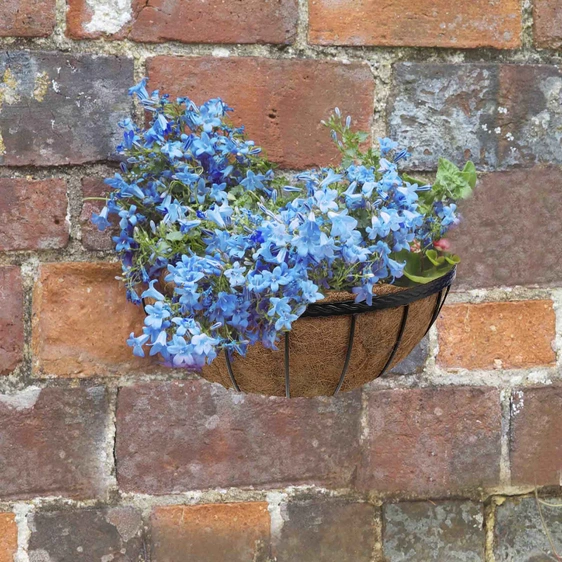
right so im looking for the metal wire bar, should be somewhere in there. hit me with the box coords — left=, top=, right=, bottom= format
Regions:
left=302, top=267, right=456, bottom=318
left=424, top=289, right=444, bottom=337
left=224, top=350, right=241, bottom=392
left=284, top=332, right=291, bottom=398
left=333, top=314, right=358, bottom=396
left=379, top=305, right=410, bottom=377
left=437, top=285, right=451, bottom=318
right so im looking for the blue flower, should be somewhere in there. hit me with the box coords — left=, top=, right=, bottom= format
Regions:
left=127, top=332, right=149, bottom=357
left=378, top=137, right=398, bottom=155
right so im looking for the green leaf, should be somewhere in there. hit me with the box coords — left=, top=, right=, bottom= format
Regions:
left=462, top=161, right=477, bottom=189
left=403, top=173, right=428, bottom=186
left=445, top=254, right=461, bottom=265
left=166, top=231, right=184, bottom=242
left=426, top=249, right=445, bottom=266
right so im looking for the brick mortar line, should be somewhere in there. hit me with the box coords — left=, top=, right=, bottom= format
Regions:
left=0, top=363, right=559, bottom=396
left=0, top=486, right=557, bottom=516
left=1, top=35, right=562, bottom=65
left=521, top=0, right=535, bottom=51
left=484, top=500, right=497, bottom=562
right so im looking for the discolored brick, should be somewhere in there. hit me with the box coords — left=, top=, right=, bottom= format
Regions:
left=28, top=507, right=144, bottom=561
left=80, top=177, right=117, bottom=251
left=510, top=386, right=562, bottom=487
left=67, top=0, right=298, bottom=44
left=389, top=63, right=562, bottom=170
left=497, top=65, right=562, bottom=168
left=383, top=501, right=485, bottom=561
left=151, top=503, right=271, bottom=562
left=437, top=301, right=556, bottom=370
left=389, top=63, right=499, bottom=170
left=274, top=499, right=376, bottom=562
left=0, top=267, right=24, bottom=375
left=494, top=497, right=562, bottom=561
left=0, top=513, right=17, bottom=562
left=32, top=262, right=156, bottom=377
left=358, top=387, right=502, bottom=495
left=147, top=56, right=374, bottom=169
left=0, top=178, right=68, bottom=251
left=0, top=387, right=109, bottom=500
left=450, top=167, right=562, bottom=289
left=534, top=0, right=562, bottom=48
left=116, top=380, right=362, bottom=494
left=0, top=0, right=56, bottom=37
left=0, top=51, right=132, bottom=166
left=309, top=0, right=521, bottom=48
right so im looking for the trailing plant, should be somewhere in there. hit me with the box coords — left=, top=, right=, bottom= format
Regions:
left=92, top=79, right=475, bottom=367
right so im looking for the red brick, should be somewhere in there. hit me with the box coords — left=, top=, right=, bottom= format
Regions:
left=116, top=380, right=362, bottom=494
left=309, top=0, right=521, bottom=48
left=0, top=0, right=56, bottom=37
left=0, top=387, right=109, bottom=500
left=510, top=386, right=562, bottom=487
left=151, top=503, right=271, bottom=561
left=437, top=301, right=556, bottom=370
left=451, top=168, right=562, bottom=289
left=534, top=0, right=562, bottom=48
left=80, top=178, right=117, bottom=251
left=67, top=0, right=298, bottom=44
left=0, top=178, right=68, bottom=251
left=0, top=52, right=133, bottom=166
left=0, top=267, right=24, bottom=375
left=32, top=263, right=155, bottom=377
left=147, top=56, right=374, bottom=169
left=0, top=513, right=17, bottom=562
left=358, top=387, right=502, bottom=495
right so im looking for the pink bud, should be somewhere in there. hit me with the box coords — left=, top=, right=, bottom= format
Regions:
left=434, top=239, right=451, bottom=251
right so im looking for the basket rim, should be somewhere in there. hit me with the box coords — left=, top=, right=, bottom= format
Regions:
left=301, top=266, right=456, bottom=318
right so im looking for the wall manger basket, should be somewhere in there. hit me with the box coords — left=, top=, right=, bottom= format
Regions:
left=200, top=267, right=456, bottom=398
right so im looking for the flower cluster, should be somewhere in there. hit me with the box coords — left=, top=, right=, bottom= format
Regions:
left=93, top=79, right=475, bottom=368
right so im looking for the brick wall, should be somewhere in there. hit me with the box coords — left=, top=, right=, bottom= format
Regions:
left=0, top=0, right=561, bottom=560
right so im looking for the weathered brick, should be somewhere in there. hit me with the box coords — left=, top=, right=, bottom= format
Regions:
left=309, top=0, right=520, bottom=48
left=0, top=513, right=17, bottom=562
left=510, top=386, right=562, bottom=487
left=0, top=178, right=68, bottom=251
left=151, top=503, right=271, bottom=562
left=389, top=63, right=562, bottom=170
left=494, top=497, right=562, bottom=561
left=80, top=177, right=117, bottom=251
left=450, top=167, right=562, bottom=289
left=116, top=380, right=362, bottom=494
left=389, top=337, right=428, bottom=376
left=274, top=499, right=376, bottom=562
left=0, top=0, right=56, bottom=37
left=0, top=52, right=132, bottom=166
left=147, top=56, right=374, bottom=169
left=534, top=0, right=562, bottom=48
left=0, top=386, right=109, bottom=500
left=497, top=65, right=562, bottom=168
left=437, top=301, right=556, bottom=370
left=358, top=387, right=502, bottom=495
left=28, top=507, right=144, bottom=561
left=0, top=266, right=24, bottom=375
left=383, top=501, right=485, bottom=561
left=67, top=0, right=298, bottom=44
left=389, top=63, right=499, bottom=170
left=32, top=262, right=154, bottom=377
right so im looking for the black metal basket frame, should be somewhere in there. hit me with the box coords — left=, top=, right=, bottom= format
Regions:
left=225, top=266, right=456, bottom=397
